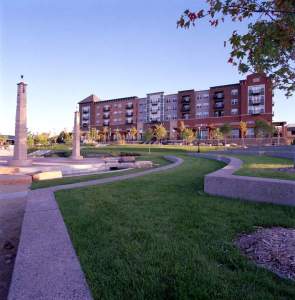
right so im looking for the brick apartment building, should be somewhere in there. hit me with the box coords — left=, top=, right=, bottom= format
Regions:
left=78, top=73, right=275, bottom=141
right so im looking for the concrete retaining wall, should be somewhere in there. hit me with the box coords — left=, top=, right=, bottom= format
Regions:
left=194, top=153, right=295, bottom=206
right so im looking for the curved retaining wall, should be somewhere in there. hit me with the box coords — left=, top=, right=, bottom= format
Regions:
left=194, top=153, right=295, bottom=206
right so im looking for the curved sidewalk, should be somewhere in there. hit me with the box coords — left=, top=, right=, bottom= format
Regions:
left=194, top=153, right=295, bottom=206
left=8, top=156, right=183, bottom=300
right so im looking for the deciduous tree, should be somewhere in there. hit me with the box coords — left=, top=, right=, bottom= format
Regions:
left=178, top=0, right=295, bottom=96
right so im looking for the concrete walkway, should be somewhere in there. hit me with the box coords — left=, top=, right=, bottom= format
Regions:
left=8, top=156, right=183, bottom=300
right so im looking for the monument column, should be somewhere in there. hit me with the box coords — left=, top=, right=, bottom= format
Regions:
left=71, top=110, right=83, bottom=160
left=9, top=76, right=32, bottom=167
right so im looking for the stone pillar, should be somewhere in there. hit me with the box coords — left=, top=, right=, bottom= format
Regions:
left=9, top=77, right=32, bottom=167
left=71, top=110, right=83, bottom=160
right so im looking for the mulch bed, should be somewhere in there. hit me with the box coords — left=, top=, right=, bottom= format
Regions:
left=235, top=227, right=295, bottom=281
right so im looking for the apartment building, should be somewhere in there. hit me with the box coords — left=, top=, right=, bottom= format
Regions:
left=79, top=73, right=274, bottom=140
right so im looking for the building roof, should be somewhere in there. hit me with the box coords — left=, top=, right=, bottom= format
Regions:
left=79, top=94, right=99, bottom=104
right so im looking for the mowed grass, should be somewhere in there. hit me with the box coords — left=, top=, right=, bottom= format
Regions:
left=31, top=153, right=170, bottom=189
left=56, top=154, right=295, bottom=300
left=233, top=154, right=295, bottom=181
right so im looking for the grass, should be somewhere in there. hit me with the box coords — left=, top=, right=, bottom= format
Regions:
left=233, top=155, right=295, bottom=181
left=56, top=153, right=295, bottom=300
left=31, top=152, right=170, bottom=189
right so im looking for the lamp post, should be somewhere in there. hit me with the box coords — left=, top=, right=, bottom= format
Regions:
left=197, top=126, right=201, bottom=153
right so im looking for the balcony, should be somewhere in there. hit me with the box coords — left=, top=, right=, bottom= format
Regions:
left=249, top=108, right=264, bottom=115
left=126, top=120, right=133, bottom=125
left=126, top=112, right=133, bottom=117
left=214, top=92, right=224, bottom=100
left=103, top=106, right=110, bottom=112
left=249, top=89, right=264, bottom=96
left=214, top=103, right=224, bottom=109
left=103, top=114, right=110, bottom=119
left=181, top=97, right=190, bottom=104
left=126, top=103, right=133, bottom=109
left=181, top=105, right=190, bottom=112
left=103, top=122, right=110, bottom=126
left=150, top=119, right=159, bottom=123
left=151, top=101, right=159, bottom=106
left=214, top=110, right=224, bottom=117
left=82, top=108, right=89, bottom=113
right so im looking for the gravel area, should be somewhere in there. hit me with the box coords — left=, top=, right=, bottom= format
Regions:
left=236, top=227, right=295, bottom=281
left=0, top=197, right=27, bottom=300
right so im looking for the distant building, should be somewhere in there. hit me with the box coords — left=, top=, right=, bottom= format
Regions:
left=78, top=73, right=277, bottom=140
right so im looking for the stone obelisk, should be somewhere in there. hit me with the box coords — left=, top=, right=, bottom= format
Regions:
left=9, top=76, right=32, bottom=167
left=71, top=110, right=83, bottom=160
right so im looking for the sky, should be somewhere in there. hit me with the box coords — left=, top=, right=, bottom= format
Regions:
left=1, top=0, right=294, bottom=135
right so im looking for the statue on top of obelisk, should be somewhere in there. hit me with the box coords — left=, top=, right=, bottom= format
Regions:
left=9, top=75, right=32, bottom=167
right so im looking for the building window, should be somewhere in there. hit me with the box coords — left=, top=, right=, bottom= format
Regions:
left=231, top=99, right=238, bottom=105
left=231, top=108, right=239, bottom=115
left=231, top=129, right=239, bottom=138
left=231, top=89, right=238, bottom=96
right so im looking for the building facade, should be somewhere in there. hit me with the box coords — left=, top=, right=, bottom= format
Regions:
left=79, top=73, right=274, bottom=140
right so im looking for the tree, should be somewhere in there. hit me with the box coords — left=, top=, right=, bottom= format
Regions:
left=239, top=121, right=248, bottom=147
left=143, top=128, right=154, bottom=154
left=219, top=123, right=232, bottom=145
left=213, top=128, right=223, bottom=145
left=254, top=119, right=272, bottom=138
left=178, top=1, right=295, bottom=97
left=27, top=132, right=35, bottom=148
left=90, top=128, right=98, bottom=142
left=102, top=127, right=109, bottom=143
left=0, top=135, right=8, bottom=146
left=182, top=128, right=195, bottom=145
left=34, top=133, right=49, bottom=146
left=154, top=124, right=167, bottom=143
left=143, top=128, right=154, bottom=143
left=130, top=127, right=138, bottom=141
left=178, top=121, right=186, bottom=140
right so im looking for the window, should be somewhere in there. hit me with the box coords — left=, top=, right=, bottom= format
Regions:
left=231, top=89, right=238, bottom=96
left=231, top=108, right=239, bottom=115
left=231, top=129, right=239, bottom=138
left=231, top=99, right=238, bottom=105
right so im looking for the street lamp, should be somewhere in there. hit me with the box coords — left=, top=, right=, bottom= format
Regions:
left=197, top=126, right=201, bottom=153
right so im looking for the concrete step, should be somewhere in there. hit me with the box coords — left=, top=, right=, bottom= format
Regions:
left=0, top=174, right=32, bottom=185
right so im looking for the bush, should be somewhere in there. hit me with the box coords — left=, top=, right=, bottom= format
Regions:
left=45, top=150, right=71, bottom=158
left=119, top=152, right=141, bottom=157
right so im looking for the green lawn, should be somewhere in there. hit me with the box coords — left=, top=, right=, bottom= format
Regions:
left=56, top=153, right=295, bottom=300
left=31, top=152, right=170, bottom=189
left=233, top=155, right=295, bottom=181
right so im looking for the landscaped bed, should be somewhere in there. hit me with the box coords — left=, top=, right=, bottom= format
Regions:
left=233, top=154, right=295, bottom=181
left=55, top=153, right=295, bottom=299
left=31, top=152, right=170, bottom=189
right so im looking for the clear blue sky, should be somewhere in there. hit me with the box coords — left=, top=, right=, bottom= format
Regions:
left=1, top=0, right=294, bottom=135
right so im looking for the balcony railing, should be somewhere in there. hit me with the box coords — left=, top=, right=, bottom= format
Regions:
left=249, top=108, right=264, bottom=115
left=82, top=109, right=89, bottom=113
left=214, top=103, right=224, bottom=109
left=214, top=92, right=224, bottom=100
left=126, top=112, right=133, bottom=117
left=249, top=89, right=264, bottom=96
left=103, top=122, right=110, bottom=126
left=103, top=106, right=110, bottom=112
left=181, top=105, right=190, bottom=112
left=103, top=114, right=110, bottom=119
left=182, top=97, right=190, bottom=104
left=126, top=103, right=133, bottom=109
